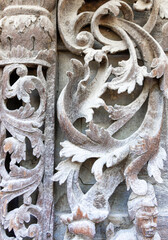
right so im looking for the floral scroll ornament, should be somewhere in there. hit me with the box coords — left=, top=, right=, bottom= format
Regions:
left=0, top=1, right=56, bottom=239
left=53, top=0, right=168, bottom=239
left=0, top=48, right=47, bottom=240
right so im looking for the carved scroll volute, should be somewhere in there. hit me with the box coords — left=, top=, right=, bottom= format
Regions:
left=0, top=1, right=55, bottom=240
left=55, top=0, right=168, bottom=239
left=58, top=0, right=94, bottom=55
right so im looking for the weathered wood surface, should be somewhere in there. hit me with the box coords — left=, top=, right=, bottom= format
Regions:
left=0, top=0, right=168, bottom=239
left=0, top=1, right=56, bottom=239
left=54, top=50, right=168, bottom=240
left=54, top=0, right=168, bottom=239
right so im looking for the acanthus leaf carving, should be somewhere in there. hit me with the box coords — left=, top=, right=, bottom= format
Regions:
left=54, top=0, right=168, bottom=239
left=0, top=1, right=55, bottom=239
left=65, top=50, right=112, bottom=123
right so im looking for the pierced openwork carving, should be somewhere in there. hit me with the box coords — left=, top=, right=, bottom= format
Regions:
left=0, top=1, right=55, bottom=239
left=54, top=0, right=168, bottom=239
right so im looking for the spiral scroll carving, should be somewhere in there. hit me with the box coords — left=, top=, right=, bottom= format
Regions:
left=0, top=1, right=55, bottom=239
left=54, top=0, right=168, bottom=239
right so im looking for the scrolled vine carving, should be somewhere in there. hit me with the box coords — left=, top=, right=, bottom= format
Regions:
left=54, top=0, right=168, bottom=239
left=0, top=0, right=55, bottom=239
left=0, top=50, right=47, bottom=240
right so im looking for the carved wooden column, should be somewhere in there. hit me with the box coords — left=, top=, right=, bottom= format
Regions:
left=53, top=0, right=168, bottom=239
left=0, top=1, right=56, bottom=239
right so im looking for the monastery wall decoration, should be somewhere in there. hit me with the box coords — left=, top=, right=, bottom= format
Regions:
left=0, top=0, right=168, bottom=239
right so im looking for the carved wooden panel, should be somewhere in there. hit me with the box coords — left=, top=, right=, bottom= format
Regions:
left=0, top=1, right=56, bottom=239
left=0, top=0, right=168, bottom=240
left=53, top=0, right=168, bottom=240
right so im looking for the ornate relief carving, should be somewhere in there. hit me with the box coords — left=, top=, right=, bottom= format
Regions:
left=54, top=0, right=168, bottom=239
left=107, top=184, right=160, bottom=240
left=0, top=1, right=55, bottom=239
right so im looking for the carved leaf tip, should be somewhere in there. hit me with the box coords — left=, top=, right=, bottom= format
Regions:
left=159, top=0, right=168, bottom=19
left=147, top=146, right=167, bottom=183
left=84, top=48, right=108, bottom=64
left=133, top=0, right=153, bottom=11
left=17, top=103, right=35, bottom=119
left=108, top=60, right=149, bottom=94
left=66, top=59, right=85, bottom=83
left=98, top=0, right=121, bottom=17
left=3, top=137, right=26, bottom=165
left=149, top=57, right=168, bottom=98
left=126, top=177, right=148, bottom=195
left=52, top=159, right=80, bottom=185
left=150, top=57, right=167, bottom=79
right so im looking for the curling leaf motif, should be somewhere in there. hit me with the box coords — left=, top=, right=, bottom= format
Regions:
left=54, top=0, right=167, bottom=239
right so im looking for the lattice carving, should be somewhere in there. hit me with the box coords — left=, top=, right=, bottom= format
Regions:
left=0, top=1, right=55, bottom=239
left=54, top=0, right=168, bottom=239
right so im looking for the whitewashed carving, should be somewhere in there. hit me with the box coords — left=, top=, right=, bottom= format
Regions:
left=133, top=0, right=153, bottom=11
left=160, top=0, right=168, bottom=18
left=107, top=184, right=160, bottom=240
left=54, top=0, right=168, bottom=239
left=0, top=1, right=55, bottom=239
